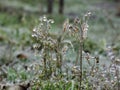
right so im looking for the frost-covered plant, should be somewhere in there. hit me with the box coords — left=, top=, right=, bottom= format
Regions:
left=32, top=16, right=74, bottom=79
left=32, top=16, right=56, bottom=78
left=31, top=12, right=92, bottom=89
left=62, top=12, right=91, bottom=89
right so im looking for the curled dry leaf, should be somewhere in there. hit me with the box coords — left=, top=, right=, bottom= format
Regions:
left=0, top=36, right=4, bottom=41
left=115, top=59, right=120, bottom=65
left=16, top=53, right=28, bottom=60
left=2, top=85, right=26, bottom=90
left=0, top=83, right=30, bottom=90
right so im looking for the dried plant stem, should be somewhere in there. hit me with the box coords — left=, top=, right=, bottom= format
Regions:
left=43, top=48, right=47, bottom=78
left=56, top=49, right=62, bottom=74
left=79, top=24, right=84, bottom=90
left=56, top=36, right=63, bottom=74
left=79, top=40, right=83, bottom=90
left=75, top=48, right=79, bottom=65
left=116, top=69, right=120, bottom=90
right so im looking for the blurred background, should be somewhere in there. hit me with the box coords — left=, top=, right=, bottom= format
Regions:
left=0, top=0, right=120, bottom=44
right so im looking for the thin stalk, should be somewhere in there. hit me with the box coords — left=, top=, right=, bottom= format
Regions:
left=43, top=47, right=47, bottom=79
left=56, top=49, right=62, bottom=74
left=75, top=48, right=79, bottom=65
left=79, top=23, right=84, bottom=90
left=116, top=68, right=120, bottom=90
left=80, top=40, right=83, bottom=89
left=56, top=35, right=63, bottom=74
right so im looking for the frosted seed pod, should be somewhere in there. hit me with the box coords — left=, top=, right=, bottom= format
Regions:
left=62, top=45, right=68, bottom=54
left=48, top=19, right=54, bottom=23
left=50, top=20, right=54, bottom=23
left=74, top=17, right=80, bottom=24
left=43, top=16, right=47, bottom=22
left=33, top=28, right=36, bottom=32
left=32, top=34, right=37, bottom=38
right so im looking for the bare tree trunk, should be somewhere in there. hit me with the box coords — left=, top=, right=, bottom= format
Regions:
left=116, top=3, right=120, bottom=16
left=114, top=0, right=120, bottom=2
left=47, top=0, right=54, bottom=14
left=59, top=0, right=64, bottom=14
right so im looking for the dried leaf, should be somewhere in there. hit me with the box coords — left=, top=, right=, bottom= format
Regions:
left=16, top=53, right=28, bottom=60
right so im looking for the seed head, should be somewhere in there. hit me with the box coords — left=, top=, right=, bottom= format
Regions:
left=82, top=23, right=89, bottom=39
